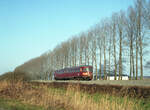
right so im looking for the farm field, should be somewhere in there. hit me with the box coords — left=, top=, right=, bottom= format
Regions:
left=0, top=80, right=150, bottom=110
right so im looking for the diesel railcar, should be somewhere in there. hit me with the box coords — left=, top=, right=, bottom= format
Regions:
left=54, top=65, right=93, bottom=80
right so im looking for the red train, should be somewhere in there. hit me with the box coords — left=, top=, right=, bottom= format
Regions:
left=54, top=65, right=93, bottom=80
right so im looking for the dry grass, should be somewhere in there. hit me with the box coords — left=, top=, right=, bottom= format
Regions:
left=0, top=81, right=145, bottom=110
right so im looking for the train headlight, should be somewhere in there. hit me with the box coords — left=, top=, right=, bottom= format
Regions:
left=82, top=72, right=88, bottom=76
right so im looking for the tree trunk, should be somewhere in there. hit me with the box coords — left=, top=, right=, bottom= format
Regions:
left=119, top=30, right=122, bottom=80
left=99, top=47, right=102, bottom=80
left=104, top=37, right=106, bottom=80
left=139, top=37, right=143, bottom=79
left=109, top=37, right=111, bottom=76
left=85, top=49, right=87, bottom=65
left=113, top=24, right=117, bottom=80
left=95, top=54, right=98, bottom=80
left=129, top=37, right=132, bottom=80
left=80, top=49, right=82, bottom=65
left=132, top=48, right=135, bottom=80
left=136, top=36, right=139, bottom=80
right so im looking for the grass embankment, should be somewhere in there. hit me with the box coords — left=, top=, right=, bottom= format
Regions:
left=0, top=80, right=149, bottom=110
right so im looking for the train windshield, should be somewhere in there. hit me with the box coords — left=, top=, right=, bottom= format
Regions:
left=83, top=67, right=93, bottom=72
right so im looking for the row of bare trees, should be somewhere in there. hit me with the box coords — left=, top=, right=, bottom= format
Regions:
left=44, top=0, right=150, bottom=80
left=15, top=0, right=149, bottom=80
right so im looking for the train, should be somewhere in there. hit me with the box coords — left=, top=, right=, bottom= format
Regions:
left=54, top=65, right=93, bottom=80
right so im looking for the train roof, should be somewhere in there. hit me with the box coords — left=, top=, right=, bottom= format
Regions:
left=55, top=65, right=92, bottom=72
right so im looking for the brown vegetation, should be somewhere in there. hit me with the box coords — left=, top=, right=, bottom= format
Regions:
left=0, top=81, right=147, bottom=110
left=32, top=81, right=150, bottom=99
left=0, top=71, right=31, bottom=81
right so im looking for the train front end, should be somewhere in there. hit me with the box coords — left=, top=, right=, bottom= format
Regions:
left=80, top=66, right=93, bottom=80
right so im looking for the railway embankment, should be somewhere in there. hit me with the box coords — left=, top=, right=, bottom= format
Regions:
left=31, top=81, right=150, bottom=99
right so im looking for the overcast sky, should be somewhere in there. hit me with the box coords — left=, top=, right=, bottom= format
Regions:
left=0, top=0, right=134, bottom=75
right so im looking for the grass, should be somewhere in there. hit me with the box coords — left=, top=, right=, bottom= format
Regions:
left=46, top=85, right=150, bottom=110
left=0, top=98, right=45, bottom=110
left=0, top=80, right=149, bottom=110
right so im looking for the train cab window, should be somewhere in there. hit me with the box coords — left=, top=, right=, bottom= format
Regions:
left=82, top=67, right=93, bottom=72
left=83, top=68, right=88, bottom=72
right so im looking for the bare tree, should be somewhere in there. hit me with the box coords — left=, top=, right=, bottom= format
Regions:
left=97, top=26, right=103, bottom=80
left=107, top=21, right=113, bottom=76
left=111, top=14, right=118, bottom=80
left=142, top=0, right=150, bottom=29
left=126, top=6, right=137, bottom=80
left=135, top=0, right=145, bottom=79
left=100, top=20, right=109, bottom=80
left=87, top=31, right=93, bottom=66
left=91, top=28, right=98, bottom=80
left=79, top=33, right=85, bottom=65
left=117, top=11, right=126, bottom=80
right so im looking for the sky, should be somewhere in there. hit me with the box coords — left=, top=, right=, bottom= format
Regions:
left=0, top=0, right=134, bottom=75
